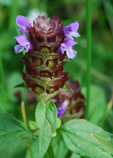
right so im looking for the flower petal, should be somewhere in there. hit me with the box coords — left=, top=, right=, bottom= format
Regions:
left=14, top=44, right=24, bottom=53
left=16, top=15, right=31, bottom=29
left=57, top=100, right=69, bottom=117
left=14, top=36, right=30, bottom=46
left=25, top=44, right=31, bottom=52
left=62, top=21, right=80, bottom=38
left=70, top=32, right=80, bottom=38
left=59, top=45, right=65, bottom=54
left=61, top=38, right=77, bottom=48
left=69, top=22, right=79, bottom=32
left=66, top=48, right=77, bottom=59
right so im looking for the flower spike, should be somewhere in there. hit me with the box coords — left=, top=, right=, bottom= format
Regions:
left=14, top=15, right=80, bottom=102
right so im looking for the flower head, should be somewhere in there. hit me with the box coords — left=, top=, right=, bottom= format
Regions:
left=14, top=15, right=80, bottom=102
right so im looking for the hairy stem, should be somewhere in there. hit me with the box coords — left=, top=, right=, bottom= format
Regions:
left=86, top=0, right=92, bottom=120
left=21, top=102, right=33, bottom=158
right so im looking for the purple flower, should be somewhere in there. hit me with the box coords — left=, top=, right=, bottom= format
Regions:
left=59, top=38, right=77, bottom=59
left=62, top=22, right=80, bottom=39
left=57, top=100, right=69, bottom=117
left=14, top=36, right=33, bottom=53
left=16, top=15, right=31, bottom=36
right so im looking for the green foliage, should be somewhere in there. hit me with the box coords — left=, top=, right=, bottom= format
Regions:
left=0, top=110, right=32, bottom=149
left=59, top=119, right=113, bottom=158
left=0, top=104, right=4, bottom=112
left=92, top=134, right=113, bottom=154
left=35, top=100, right=57, bottom=158
left=71, top=153, right=81, bottom=158
left=82, top=85, right=106, bottom=124
left=52, top=134, right=68, bottom=158
left=0, top=140, right=27, bottom=158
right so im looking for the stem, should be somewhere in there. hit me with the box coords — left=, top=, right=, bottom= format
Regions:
left=47, top=140, right=56, bottom=158
left=21, top=102, right=33, bottom=158
left=22, top=49, right=26, bottom=103
left=9, top=0, right=19, bottom=30
left=0, top=56, right=7, bottom=110
left=86, top=0, right=92, bottom=120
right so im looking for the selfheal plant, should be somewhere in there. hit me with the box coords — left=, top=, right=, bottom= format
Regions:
left=7, top=14, right=113, bottom=158
left=14, top=15, right=79, bottom=103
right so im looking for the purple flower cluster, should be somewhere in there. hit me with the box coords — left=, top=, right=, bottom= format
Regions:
left=14, top=15, right=33, bottom=53
left=59, top=22, right=80, bottom=59
left=14, top=15, right=80, bottom=59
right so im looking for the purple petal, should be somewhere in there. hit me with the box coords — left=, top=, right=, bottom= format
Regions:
left=70, top=32, right=80, bottom=38
left=62, top=21, right=80, bottom=38
left=59, top=45, right=65, bottom=54
left=14, top=36, right=31, bottom=46
left=25, top=44, right=31, bottom=52
left=66, top=48, right=77, bottom=59
left=57, top=100, right=69, bottom=117
left=51, top=99, right=56, bottom=102
left=16, top=15, right=31, bottom=29
left=61, top=38, right=77, bottom=48
left=62, top=26, right=71, bottom=35
left=14, top=44, right=24, bottom=53
left=16, top=28, right=29, bottom=35
left=69, top=22, right=79, bottom=32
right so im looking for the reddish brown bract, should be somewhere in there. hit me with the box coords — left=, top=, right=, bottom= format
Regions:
left=53, top=81, right=85, bottom=122
left=20, top=16, right=69, bottom=101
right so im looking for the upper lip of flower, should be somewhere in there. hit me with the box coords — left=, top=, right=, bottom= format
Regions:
left=16, top=15, right=31, bottom=35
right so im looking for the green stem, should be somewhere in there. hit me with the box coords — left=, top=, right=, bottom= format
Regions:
left=0, top=58, right=5, bottom=89
left=21, top=102, right=33, bottom=158
left=9, top=0, right=19, bottom=30
left=22, top=49, right=27, bottom=103
left=0, top=56, right=7, bottom=109
left=47, top=140, right=56, bottom=158
left=26, top=136, right=33, bottom=158
left=86, top=0, right=92, bottom=120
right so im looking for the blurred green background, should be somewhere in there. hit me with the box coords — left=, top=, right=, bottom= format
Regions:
left=0, top=0, right=113, bottom=157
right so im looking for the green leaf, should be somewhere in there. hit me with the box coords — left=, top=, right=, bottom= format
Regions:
left=82, top=85, right=106, bottom=124
left=71, top=153, right=81, bottom=158
left=0, top=140, right=27, bottom=158
left=0, top=112, right=31, bottom=149
left=92, top=134, right=113, bottom=154
left=52, top=134, right=68, bottom=158
left=35, top=100, right=57, bottom=158
left=59, top=119, right=113, bottom=158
